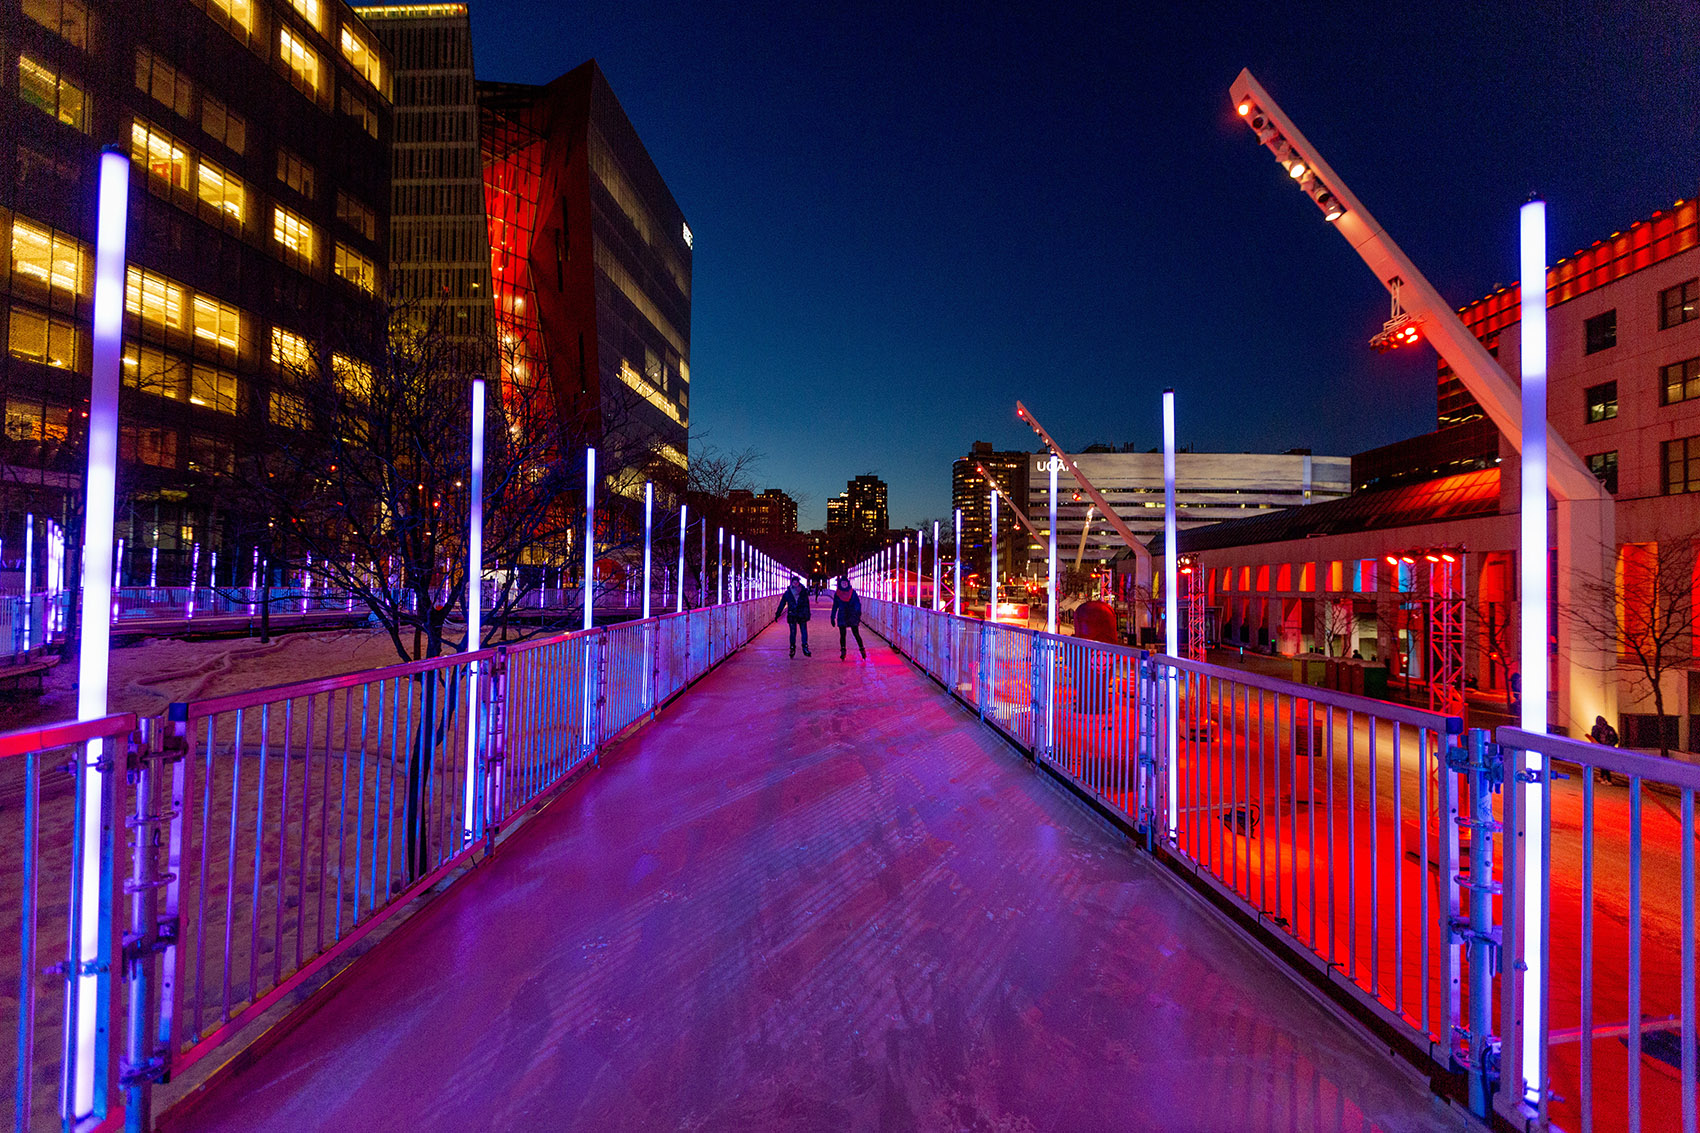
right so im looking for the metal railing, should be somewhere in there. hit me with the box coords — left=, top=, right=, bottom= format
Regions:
left=0, top=596, right=772, bottom=1131
left=867, top=596, right=1697, bottom=1131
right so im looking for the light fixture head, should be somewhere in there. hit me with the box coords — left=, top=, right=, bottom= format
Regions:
left=1288, top=160, right=1307, bottom=180
left=1237, top=100, right=1252, bottom=117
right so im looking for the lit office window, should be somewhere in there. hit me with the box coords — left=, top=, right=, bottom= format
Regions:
left=1661, top=279, right=1699, bottom=330
left=201, top=96, right=247, bottom=154
left=279, top=27, right=321, bottom=95
left=270, top=326, right=312, bottom=371
left=192, top=295, right=241, bottom=351
left=332, top=353, right=372, bottom=400
left=18, top=55, right=87, bottom=131
left=190, top=363, right=238, bottom=413
left=334, top=243, right=375, bottom=293
left=1663, top=357, right=1700, bottom=406
left=130, top=119, right=189, bottom=190
left=1663, top=436, right=1700, bottom=495
left=125, top=267, right=186, bottom=330
left=21, top=0, right=88, bottom=48
left=8, top=306, right=79, bottom=369
left=287, top=0, right=322, bottom=32
left=135, top=47, right=193, bottom=118
left=10, top=219, right=86, bottom=294
left=1584, top=381, right=1617, bottom=423
left=1586, top=451, right=1618, bottom=494
left=122, top=343, right=185, bottom=399
left=196, top=161, right=246, bottom=224
left=272, top=206, right=316, bottom=264
left=269, top=390, right=309, bottom=428
left=340, top=24, right=382, bottom=89
left=203, top=0, right=253, bottom=40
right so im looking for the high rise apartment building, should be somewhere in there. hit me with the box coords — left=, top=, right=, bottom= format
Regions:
left=728, top=486, right=796, bottom=538
left=826, top=474, right=886, bottom=536
left=951, top=441, right=1029, bottom=577
left=1, top=0, right=392, bottom=580
left=355, top=3, right=492, bottom=357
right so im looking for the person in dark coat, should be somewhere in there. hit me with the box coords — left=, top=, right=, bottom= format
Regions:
left=775, top=574, right=812, bottom=657
left=830, top=575, right=866, bottom=660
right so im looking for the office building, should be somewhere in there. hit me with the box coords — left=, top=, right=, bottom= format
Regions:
left=2, top=0, right=392, bottom=582
left=825, top=474, right=886, bottom=536
left=951, top=441, right=1030, bottom=579
left=728, top=486, right=797, bottom=538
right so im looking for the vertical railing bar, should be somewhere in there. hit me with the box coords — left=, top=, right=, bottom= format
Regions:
left=1580, top=771, right=1595, bottom=1133
left=1627, top=776, right=1642, bottom=1133
left=1394, top=720, right=1405, bottom=1017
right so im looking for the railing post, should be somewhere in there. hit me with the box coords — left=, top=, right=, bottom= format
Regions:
left=1134, top=650, right=1158, bottom=844
left=119, top=717, right=182, bottom=1129
left=1446, top=725, right=1503, bottom=1118
left=482, top=648, right=508, bottom=851
left=976, top=622, right=990, bottom=722
left=1031, top=636, right=1052, bottom=763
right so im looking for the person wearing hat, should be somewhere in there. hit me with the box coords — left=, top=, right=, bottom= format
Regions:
left=774, top=573, right=812, bottom=658
left=829, top=575, right=866, bottom=661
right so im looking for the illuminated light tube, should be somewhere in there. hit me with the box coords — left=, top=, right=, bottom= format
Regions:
left=1162, top=389, right=1179, bottom=838
left=462, top=374, right=485, bottom=844
left=676, top=503, right=687, bottom=613
left=1517, top=198, right=1549, bottom=1105
left=71, top=148, right=129, bottom=1121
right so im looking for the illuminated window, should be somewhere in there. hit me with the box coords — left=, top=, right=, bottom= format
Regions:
left=287, top=0, right=322, bottom=31
left=135, top=47, right=193, bottom=118
left=8, top=306, right=80, bottom=369
left=269, top=390, right=309, bottom=428
left=201, top=96, right=247, bottom=155
left=1661, top=279, right=1699, bottom=330
left=279, top=28, right=321, bottom=96
left=5, top=398, right=69, bottom=446
left=1665, top=437, right=1700, bottom=495
left=339, top=87, right=379, bottom=138
left=10, top=219, right=86, bottom=295
left=190, top=363, right=238, bottom=413
left=203, top=0, right=253, bottom=40
left=340, top=23, right=382, bottom=89
left=270, top=326, right=312, bottom=371
left=18, top=55, right=87, bottom=131
left=122, top=343, right=185, bottom=399
left=130, top=119, right=190, bottom=191
left=192, top=295, right=241, bottom=351
left=119, top=426, right=177, bottom=468
left=334, top=243, right=375, bottom=293
left=276, top=148, right=316, bottom=199
left=1585, top=381, right=1617, bottom=422
left=196, top=161, right=246, bottom=225
left=21, top=0, right=87, bottom=48
left=1661, top=358, right=1700, bottom=406
left=125, top=267, right=186, bottom=331
left=335, top=191, right=376, bottom=240
left=1587, top=451, right=1618, bottom=494
left=272, top=206, right=316, bottom=264
left=331, top=353, right=372, bottom=400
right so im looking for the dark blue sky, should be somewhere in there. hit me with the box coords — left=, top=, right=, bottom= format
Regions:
left=471, top=0, right=1700, bottom=529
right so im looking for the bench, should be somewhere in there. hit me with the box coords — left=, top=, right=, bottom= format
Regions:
left=0, top=655, right=57, bottom=697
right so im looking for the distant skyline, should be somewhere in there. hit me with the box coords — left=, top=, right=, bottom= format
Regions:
left=471, top=0, right=1700, bottom=529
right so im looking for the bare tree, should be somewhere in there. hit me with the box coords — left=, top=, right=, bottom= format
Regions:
left=1316, top=597, right=1355, bottom=658
left=1569, top=533, right=1695, bottom=759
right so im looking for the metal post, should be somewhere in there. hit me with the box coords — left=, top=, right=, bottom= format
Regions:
left=933, top=520, right=941, bottom=611
left=1517, top=199, right=1548, bottom=1105
left=989, top=490, right=999, bottom=622
left=1047, top=459, right=1058, bottom=633
left=1163, top=388, right=1179, bottom=836
left=716, top=526, right=723, bottom=605
left=953, top=508, right=962, bottom=617
left=23, top=513, right=34, bottom=651
left=462, top=374, right=485, bottom=843
left=643, top=484, right=653, bottom=619
left=676, top=503, right=687, bottom=613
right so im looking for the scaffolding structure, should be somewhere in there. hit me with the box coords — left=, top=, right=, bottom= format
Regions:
left=1426, top=550, right=1466, bottom=716
left=1180, top=555, right=1206, bottom=661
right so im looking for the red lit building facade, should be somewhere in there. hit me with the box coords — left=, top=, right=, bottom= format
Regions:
left=1170, top=191, right=1700, bottom=749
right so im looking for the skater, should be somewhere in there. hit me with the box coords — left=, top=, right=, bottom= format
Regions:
left=830, top=575, right=866, bottom=660
left=775, top=573, right=812, bottom=657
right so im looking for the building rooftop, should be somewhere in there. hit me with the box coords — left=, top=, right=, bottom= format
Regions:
left=1152, top=468, right=1501, bottom=554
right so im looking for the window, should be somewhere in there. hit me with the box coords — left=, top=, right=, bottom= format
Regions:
left=268, top=390, right=309, bottom=428
left=270, top=326, right=312, bottom=371
left=195, top=161, right=246, bottom=225
left=135, top=48, right=193, bottom=119
left=334, top=243, right=375, bottom=293
left=335, top=191, right=375, bottom=240
left=331, top=353, right=372, bottom=400
left=279, top=28, right=321, bottom=96
left=5, top=398, right=69, bottom=446
left=340, top=87, right=379, bottom=138
left=1661, top=278, right=1698, bottom=330
left=1585, top=380, right=1617, bottom=423
left=340, top=23, right=382, bottom=89
left=276, top=149, right=316, bottom=199
left=10, top=220, right=86, bottom=295
left=8, top=306, right=79, bottom=369
left=192, top=295, right=241, bottom=352
left=122, top=343, right=185, bottom=399
left=1664, top=437, right=1700, bottom=495
left=131, top=119, right=190, bottom=191
left=272, top=207, right=316, bottom=265
left=287, top=0, right=322, bottom=31
left=187, top=435, right=234, bottom=475
left=18, top=55, right=86, bottom=131
left=125, top=267, right=186, bottom=330
left=1584, top=309, right=1617, bottom=354
left=1662, top=357, right=1700, bottom=406
left=204, top=0, right=253, bottom=39
left=119, top=426, right=177, bottom=468
left=21, top=0, right=87, bottom=48
left=201, top=96, right=247, bottom=155
left=190, top=363, right=237, bottom=413
left=1586, top=451, right=1618, bottom=494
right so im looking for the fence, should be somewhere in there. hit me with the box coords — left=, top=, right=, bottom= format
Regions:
left=0, top=596, right=772, bottom=1132
left=866, top=596, right=1698, bottom=1132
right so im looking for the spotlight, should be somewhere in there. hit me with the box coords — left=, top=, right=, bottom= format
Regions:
left=1238, top=100, right=1252, bottom=116
left=1400, top=555, right=1415, bottom=565
left=1288, top=159, right=1307, bottom=180
left=1385, top=555, right=1398, bottom=566
left=1440, top=552, right=1457, bottom=563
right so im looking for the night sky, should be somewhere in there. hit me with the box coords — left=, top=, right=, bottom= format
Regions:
left=470, top=0, right=1700, bottom=529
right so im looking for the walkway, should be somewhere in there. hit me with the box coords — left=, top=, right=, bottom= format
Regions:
left=175, top=621, right=1470, bottom=1132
